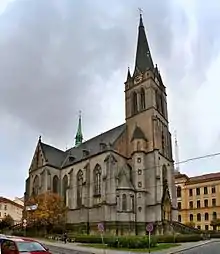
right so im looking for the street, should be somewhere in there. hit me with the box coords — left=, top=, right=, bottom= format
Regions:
left=45, top=245, right=91, bottom=254
left=44, top=241, right=220, bottom=254
left=174, top=241, right=220, bottom=254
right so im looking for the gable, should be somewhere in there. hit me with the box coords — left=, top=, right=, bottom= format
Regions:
left=29, top=141, right=46, bottom=172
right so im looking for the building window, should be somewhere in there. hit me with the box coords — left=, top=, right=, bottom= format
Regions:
left=204, top=186, right=208, bottom=195
left=52, top=175, right=59, bottom=194
left=138, top=169, right=142, bottom=175
left=94, top=164, right=102, bottom=196
left=190, top=214, right=193, bottom=221
left=140, top=88, right=145, bottom=110
left=213, top=225, right=217, bottom=230
left=122, top=194, right=127, bottom=211
left=197, top=213, right=201, bottom=221
left=4, top=205, right=7, bottom=211
left=212, top=198, right=216, bottom=207
left=196, top=188, right=200, bottom=195
left=178, top=202, right=181, bottom=210
left=212, top=186, right=216, bottom=194
left=138, top=207, right=142, bottom=212
left=197, top=225, right=201, bottom=230
left=62, top=175, right=68, bottom=205
left=138, top=182, right=142, bottom=188
left=131, top=195, right=135, bottom=212
left=132, top=91, right=138, bottom=114
left=137, top=157, right=141, bottom=163
left=189, top=201, right=193, bottom=209
left=197, top=200, right=200, bottom=208
left=4, top=213, right=6, bottom=217
left=116, top=195, right=120, bottom=210
left=213, top=212, right=217, bottom=220
left=204, top=199, right=208, bottom=208
left=205, top=213, right=209, bottom=221
left=178, top=215, right=181, bottom=222
left=177, top=186, right=181, bottom=198
left=77, top=170, right=83, bottom=207
left=205, top=225, right=209, bottom=231
left=189, top=189, right=193, bottom=196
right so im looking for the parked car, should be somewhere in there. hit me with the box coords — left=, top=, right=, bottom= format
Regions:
left=0, top=237, right=51, bottom=254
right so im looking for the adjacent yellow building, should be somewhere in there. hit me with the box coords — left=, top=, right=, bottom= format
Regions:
left=175, top=172, right=220, bottom=231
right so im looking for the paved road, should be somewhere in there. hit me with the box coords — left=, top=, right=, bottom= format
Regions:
left=174, top=241, right=220, bottom=254
left=45, top=244, right=91, bottom=254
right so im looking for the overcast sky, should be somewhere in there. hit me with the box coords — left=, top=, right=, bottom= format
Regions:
left=1, top=0, right=220, bottom=199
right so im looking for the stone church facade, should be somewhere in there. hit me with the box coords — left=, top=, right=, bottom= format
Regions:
left=24, top=14, right=178, bottom=235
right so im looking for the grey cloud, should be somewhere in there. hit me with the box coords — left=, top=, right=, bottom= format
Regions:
left=0, top=0, right=175, bottom=145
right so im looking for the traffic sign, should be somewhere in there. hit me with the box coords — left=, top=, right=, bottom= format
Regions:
left=98, top=223, right=104, bottom=232
left=146, top=223, right=153, bottom=233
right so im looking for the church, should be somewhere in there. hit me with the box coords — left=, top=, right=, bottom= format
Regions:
left=24, top=14, right=178, bottom=235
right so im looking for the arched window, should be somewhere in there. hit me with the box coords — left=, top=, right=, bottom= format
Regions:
left=52, top=175, right=59, bottom=194
left=33, top=175, right=40, bottom=196
left=94, top=164, right=101, bottom=195
left=122, top=194, right=127, bottom=211
left=62, top=175, right=68, bottom=205
left=213, top=212, right=217, bottom=220
left=77, top=170, right=83, bottom=207
left=140, top=88, right=145, bottom=110
left=131, top=195, right=135, bottom=212
left=190, top=214, right=193, bottom=221
left=162, top=165, right=168, bottom=186
left=132, top=92, right=138, bottom=114
left=197, top=213, right=201, bottom=221
left=205, top=213, right=209, bottom=221
left=177, top=186, right=181, bottom=198
left=178, top=214, right=181, bottom=222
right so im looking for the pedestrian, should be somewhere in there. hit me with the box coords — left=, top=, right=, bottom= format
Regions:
left=63, top=232, right=67, bottom=244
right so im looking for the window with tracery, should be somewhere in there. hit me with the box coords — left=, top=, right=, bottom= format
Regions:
left=62, top=175, right=68, bottom=205
left=140, top=88, right=145, bottom=110
left=177, top=186, right=181, bottom=198
left=132, top=91, right=138, bottom=114
left=94, top=164, right=101, bottom=196
left=33, top=175, right=40, bottom=196
left=77, top=170, right=83, bottom=207
left=52, top=175, right=59, bottom=194
left=122, top=194, right=127, bottom=211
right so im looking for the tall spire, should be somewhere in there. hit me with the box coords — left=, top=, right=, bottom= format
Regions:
left=134, top=12, right=154, bottom=76
left=75, top=111, right=83, bottom=147
left=174, top=130, right=180, bottom=173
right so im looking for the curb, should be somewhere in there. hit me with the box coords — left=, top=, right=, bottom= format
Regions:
left=169, top=240, right=219, bottom=254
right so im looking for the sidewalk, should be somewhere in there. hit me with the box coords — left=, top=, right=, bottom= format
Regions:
left=38, top=238, right=219, bottom=254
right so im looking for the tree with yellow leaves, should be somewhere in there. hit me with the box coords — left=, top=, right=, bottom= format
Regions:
left=25, top=192, right=67, bottom=228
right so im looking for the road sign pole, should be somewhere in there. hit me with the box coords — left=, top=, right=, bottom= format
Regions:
left=146, top=223, right=153, bottom=254
left=148, top=231, right=151, bottom=253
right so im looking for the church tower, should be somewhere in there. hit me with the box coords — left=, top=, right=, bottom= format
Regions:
left=125, top=14, right=177, bottom=224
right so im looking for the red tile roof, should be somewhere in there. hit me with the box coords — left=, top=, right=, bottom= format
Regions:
left=187, top=172, right=220, bottom=184
left=0, top=197, right=24, bottom=209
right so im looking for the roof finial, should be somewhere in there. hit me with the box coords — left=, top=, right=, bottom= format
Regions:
left=138, top=8, right=144, bottom=27
left=75, top=110, right=83, bottom=147
left=39, top=135, right=41, bottom=142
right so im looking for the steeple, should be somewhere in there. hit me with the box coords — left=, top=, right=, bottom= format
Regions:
left=75, top=111, right=83, bottom=147
left=134, top=13, right=154, bottom=76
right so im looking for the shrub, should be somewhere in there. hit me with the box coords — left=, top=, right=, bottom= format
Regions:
left=157, top=234, right=203, bottom=243
left=107, top=236, right=157, bottom=249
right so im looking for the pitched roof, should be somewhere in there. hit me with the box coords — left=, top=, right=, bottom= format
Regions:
left=39, top=124, right=126, bottom=169
left=0, top=197, right=23, bottom=209
left=186, top=172, right=220, bottom=184
left=40, top=143, right=66, bottom=168
left=63, top=124, right=126, bottom=167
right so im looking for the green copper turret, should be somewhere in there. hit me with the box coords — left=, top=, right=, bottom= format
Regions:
left=75, top=111, right=83, bottom=147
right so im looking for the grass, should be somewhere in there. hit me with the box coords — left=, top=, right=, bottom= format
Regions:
left=78, top=243, right=181, bottom=252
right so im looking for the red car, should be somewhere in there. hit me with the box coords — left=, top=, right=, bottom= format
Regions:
left=0, top=237, right=51, bottom=254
